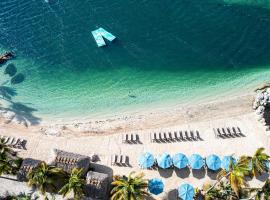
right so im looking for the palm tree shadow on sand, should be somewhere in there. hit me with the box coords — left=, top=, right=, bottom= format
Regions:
left=0, top=85, right=41, bottom=126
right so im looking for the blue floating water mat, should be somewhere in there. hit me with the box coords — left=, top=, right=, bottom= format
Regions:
left=98, top=28, right=116, bottom=42
left=91, top=27, right=116, bottom=47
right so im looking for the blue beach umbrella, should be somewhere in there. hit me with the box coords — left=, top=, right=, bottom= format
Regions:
left=206, top=154, right=221, bottom=171
left=221, top=156, right=237, bottom=171
left=157, top=153, right=172, bottom=169
left=178, top=183, right=195, bottom=200
left=189, top=154, right=204, bottom=169
left=173, top=153, right=189, bottom=169
left=148, top=178, right=164, bottom=195
left=139, top=152, right=154, bottom=169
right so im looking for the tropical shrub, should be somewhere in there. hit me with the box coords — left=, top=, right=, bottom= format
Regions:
left=111, top=172, right=149, bottom=200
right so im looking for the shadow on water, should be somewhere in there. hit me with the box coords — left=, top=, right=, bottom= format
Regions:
left=0, top=85, right=41, bottom=126
left=0, top=86, right=17, bottom=100
left=1, top=0, right=270, bottom=72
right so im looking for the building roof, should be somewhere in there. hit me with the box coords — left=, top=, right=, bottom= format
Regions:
left=85, top=171, right=110, bottom=200
left=17, top=158, right=41, bottom=182
left=51, top=149, right=90, bottom=176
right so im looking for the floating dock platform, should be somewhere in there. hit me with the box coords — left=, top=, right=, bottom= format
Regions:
left=91, top=28, right=116, bottom=47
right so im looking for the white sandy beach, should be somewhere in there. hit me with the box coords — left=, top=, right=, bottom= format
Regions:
left=0, top=90, right=269, bottom=199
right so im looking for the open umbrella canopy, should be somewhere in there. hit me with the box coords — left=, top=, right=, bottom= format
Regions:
left=148, top=178, right=164, bottom=195
left=139, top=152, right=155, bottom=169
left=189, top=154, right=204, bottom=169
left=173, top=153, right=188, bottom=169
left=206, top=154, right=221, bottom=171
left=178, top=183, right=195, bottom=200
left=157, top=153, right=172, bottom=169
left=221, top=156, right=237, bottom=171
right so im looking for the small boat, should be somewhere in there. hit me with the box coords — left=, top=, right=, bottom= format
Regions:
left=0, top=51, right=15, bottom=64
left=91, top=28, right=116, bottom=47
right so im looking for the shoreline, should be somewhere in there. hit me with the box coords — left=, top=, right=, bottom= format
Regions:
left=0, top=89, right=257, bottom=137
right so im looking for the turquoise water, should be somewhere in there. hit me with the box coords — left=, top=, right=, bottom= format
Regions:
left=0, top=0, right=270, bottom=122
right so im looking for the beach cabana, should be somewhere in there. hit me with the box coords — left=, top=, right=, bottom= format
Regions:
left=206, top=154, right=221, bottom=171
left=157, top=153, right=172, bottom=169
left=178, top=183, right=195, bottom=200
left=85, top=171, right=110, bottom=199
left=50, top=149, right=90, bottom=176
left=173, top=153, right=188, bottom=169
left=148, top=178, right=164, bottom=195
left=189, top=154, right=204, bottom=169
left=221, top=156, right=237, bottom=171
left=139, top=152, right=155, bottom=169
left=17, top=158, right=42, bottom=182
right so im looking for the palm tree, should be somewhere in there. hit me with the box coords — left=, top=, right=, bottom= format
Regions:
left=27, top=162, right=67, bottom=195
left=59, top=168, right=86, bottom=200
left=0, top=138, right=15, bottom=157
left=111, top=172, right=150, bottom=200
left=217, top=156, right=250, bottom=197
left=0, top=141, right=22, bottom=176
left=0, top=157, right=13, bottom=175
left=250, top=147, right=269, bottom=177
left=204, top=181, right=239, bottom=200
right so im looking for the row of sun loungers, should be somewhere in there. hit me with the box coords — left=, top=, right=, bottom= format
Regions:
left=213, top=127, right=244, bottom=139
left=150, top=130, right=202, bottom=143
left=111, top=155, right=130, bottom=167
left=0, top=135, right=27, bottom=149
left=122, top=133, right=141, bottom=144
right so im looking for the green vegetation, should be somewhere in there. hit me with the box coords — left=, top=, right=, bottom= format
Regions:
left=59, top=168, right=86, bottom=200
left=0, top=138, right=22, bottom=176
left=250, top=147, right=270, bottom=177
left=27, top=162, right=67, bottom=195
left=217, top=156, right=250, bottom=196
left=204, top=148, right=270, bottom=200
left=111, top=172, right=149, bottom=200
left=0, top=192, right=38, bottom=200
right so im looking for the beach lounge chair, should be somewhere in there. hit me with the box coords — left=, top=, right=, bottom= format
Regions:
left=174, top=131, right=179, bottom=141
left=18, top=139, right=27, bottom=149
left=10, top=138, right=16, bottom=145
left=226, top=127, right=233, bottom=137
left=129, top=133, right=134, bottom=143
left=190, top=131, right=196, bottom=141
left=222, top=128, right=228, bottom=137
left=135, top=134, right=140, bottom=143
left=124, top=156, right=129, bottom=166
left=3, top=137, right=10, bottom=144
left=13, top=138, right=20, bottom=147
left=237, top=127, right=244, bottom=136
left=111, top=155, right=117, bottom=165
left=195, top=130, right=202, bottom=140
left=168, top=132, right=174, bottom=141
left=185, top=131, right=190, bottom=140
left=122, top=134, right=128, bottom=143
left=116, top=155, right=122, bottom=166
left=217, top=128, right=224, bottom=138
left=151, top=132, right=158, bottom=143
left=179, top=131, right=185, bottom=141
left=158, top=132, right=162, bottom=141
left=160, top=132, right=166, bottom=141
left=232, top=127, right=243, bottom=137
